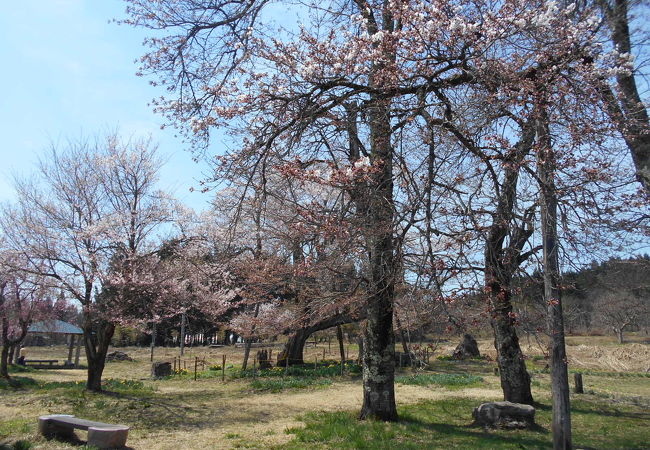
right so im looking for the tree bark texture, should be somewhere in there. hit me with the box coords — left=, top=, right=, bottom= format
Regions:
left=337, top=324, right=346, bottom=365
left=277, top=328, right=310, bottom=366
left=277, top=312, right=360, bottom=366
left=487, top=278, right=534, bottom=404
left=0, top=345, right=10, bottom=379
left=598, top=0, right=650, bottom=193
left=484, top=121, right=536, bottom=405
left=538, top=111, right=572, bottom=450
left=83, top=308, right=115, bottom=392
left=359, top=94, right=398, bottom=421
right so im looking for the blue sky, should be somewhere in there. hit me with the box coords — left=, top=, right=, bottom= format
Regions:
left=0, top=0, right=211, bottom=211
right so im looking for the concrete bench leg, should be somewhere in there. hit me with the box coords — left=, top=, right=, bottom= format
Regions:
left=38, top=415, right=75, bottom=438
left=88, top=426, right=129, bottom=449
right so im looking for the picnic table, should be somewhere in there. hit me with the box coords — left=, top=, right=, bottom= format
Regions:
left=38, top=414, right=129, bottom=448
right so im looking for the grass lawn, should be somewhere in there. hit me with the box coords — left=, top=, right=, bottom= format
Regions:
left=282, top=396, right=649, bottom=449
left=0, top=340, right=648, bottom=449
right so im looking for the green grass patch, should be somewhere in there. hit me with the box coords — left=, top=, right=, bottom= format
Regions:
left=7, top=365, right=35, bottom=374
left=249, top=377, right=333, bottom=393
left=395, top=373, right=483, bottom=389
left=0, top=376, right=38, bottom=390
left=235, top=361, right=361, bottom=379
left=0, top=440, right=34, bottom=450
left=282, top=396, right=650, bottom=449
left=0, top=419, right=32, bottom=440
left=32, top=378, right=155, bottom=399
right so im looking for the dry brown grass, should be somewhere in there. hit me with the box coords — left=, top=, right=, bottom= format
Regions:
left=2, top=337, right=648, bottom=449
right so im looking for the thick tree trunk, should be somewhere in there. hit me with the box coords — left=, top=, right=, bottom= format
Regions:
left=483, top=120, right=536, bottom=405
left=83, top=318, right=115, bottom=392
left=359, top=95, right=397, bottom=421
left=488, top=279, right=534, bottom=404
left=277, top=313, right=360, bottom=367
left=277, top=328, right=310, bottom=366
left=538, top=111, right=572, bottom=450
left=7, top=345, right=15, bottom=366
left=0, top=345, right=10, bottom=379
left=598, top=0, right=650, bottom=194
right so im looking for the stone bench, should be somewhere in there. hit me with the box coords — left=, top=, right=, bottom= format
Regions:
left=38, top=414, right=129, bottom=448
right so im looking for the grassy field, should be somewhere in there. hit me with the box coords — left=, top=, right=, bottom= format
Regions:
left=0, top=336, right=648, bottom=449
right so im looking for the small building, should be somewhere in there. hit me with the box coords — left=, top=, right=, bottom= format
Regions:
left=24, top=320, right=84, bottom=368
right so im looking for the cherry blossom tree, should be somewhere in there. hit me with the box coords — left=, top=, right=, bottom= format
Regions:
left=0, top=133, right=175, bottom=391
left=0, top=254, right=60, bottom=380
left=124, top=0, right=634, bottom=425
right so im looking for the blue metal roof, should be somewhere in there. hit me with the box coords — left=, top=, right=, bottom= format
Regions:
left=28, top=319, right=83, bottom=335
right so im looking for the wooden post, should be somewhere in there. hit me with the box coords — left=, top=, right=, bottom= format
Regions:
left=285, top=358, right=289, bottom=377
left=194, top=357, right=198, bottom=381
left=323, top=348, right=325, bottom=360
left=74, top=337, right=81, bottom=368
left=574, top=373, right=584, bottom=394
left=222, top=355, right=226, bottom=382
left=253, top=357, right=257, bottom=379
left=66, top=335, right=75, bottom=365
left=150, top=323, right=157, bottom=362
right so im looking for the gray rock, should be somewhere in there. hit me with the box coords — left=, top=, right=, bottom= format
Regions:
left=151, top=361, right=172, bottom=378
left=106, top=351, right=133, bottom=362
left=472, top=401, right=536, bottom=429
left=452, top=334, right=480, bottom=359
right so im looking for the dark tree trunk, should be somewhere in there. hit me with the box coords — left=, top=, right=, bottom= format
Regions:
left=242, top=304, right=261, bottom=371
left=394, top=313, right=410, bottom=356
left=0, top=345, right=10, bottom=379
left=277, top=328, right=310, bottom=366
left=336, top=324, right=346, bottom=364
left=7, top=345, right=15, bottom=365
left=538, top=110, right=572, bottom=450
left=83, top=314, right=115, bottom=392
left=278, top=313, right=360, bottom=367
left=598, top=0, right=650, bottom=193
left=484, top=119, right=536, bottom=405
left=487, top=278, right=534, bottom=404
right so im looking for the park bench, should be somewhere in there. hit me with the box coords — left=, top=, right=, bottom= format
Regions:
left=24, top=359, right=58, bottom=367
left=38, top=414, right=129, bottom=449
